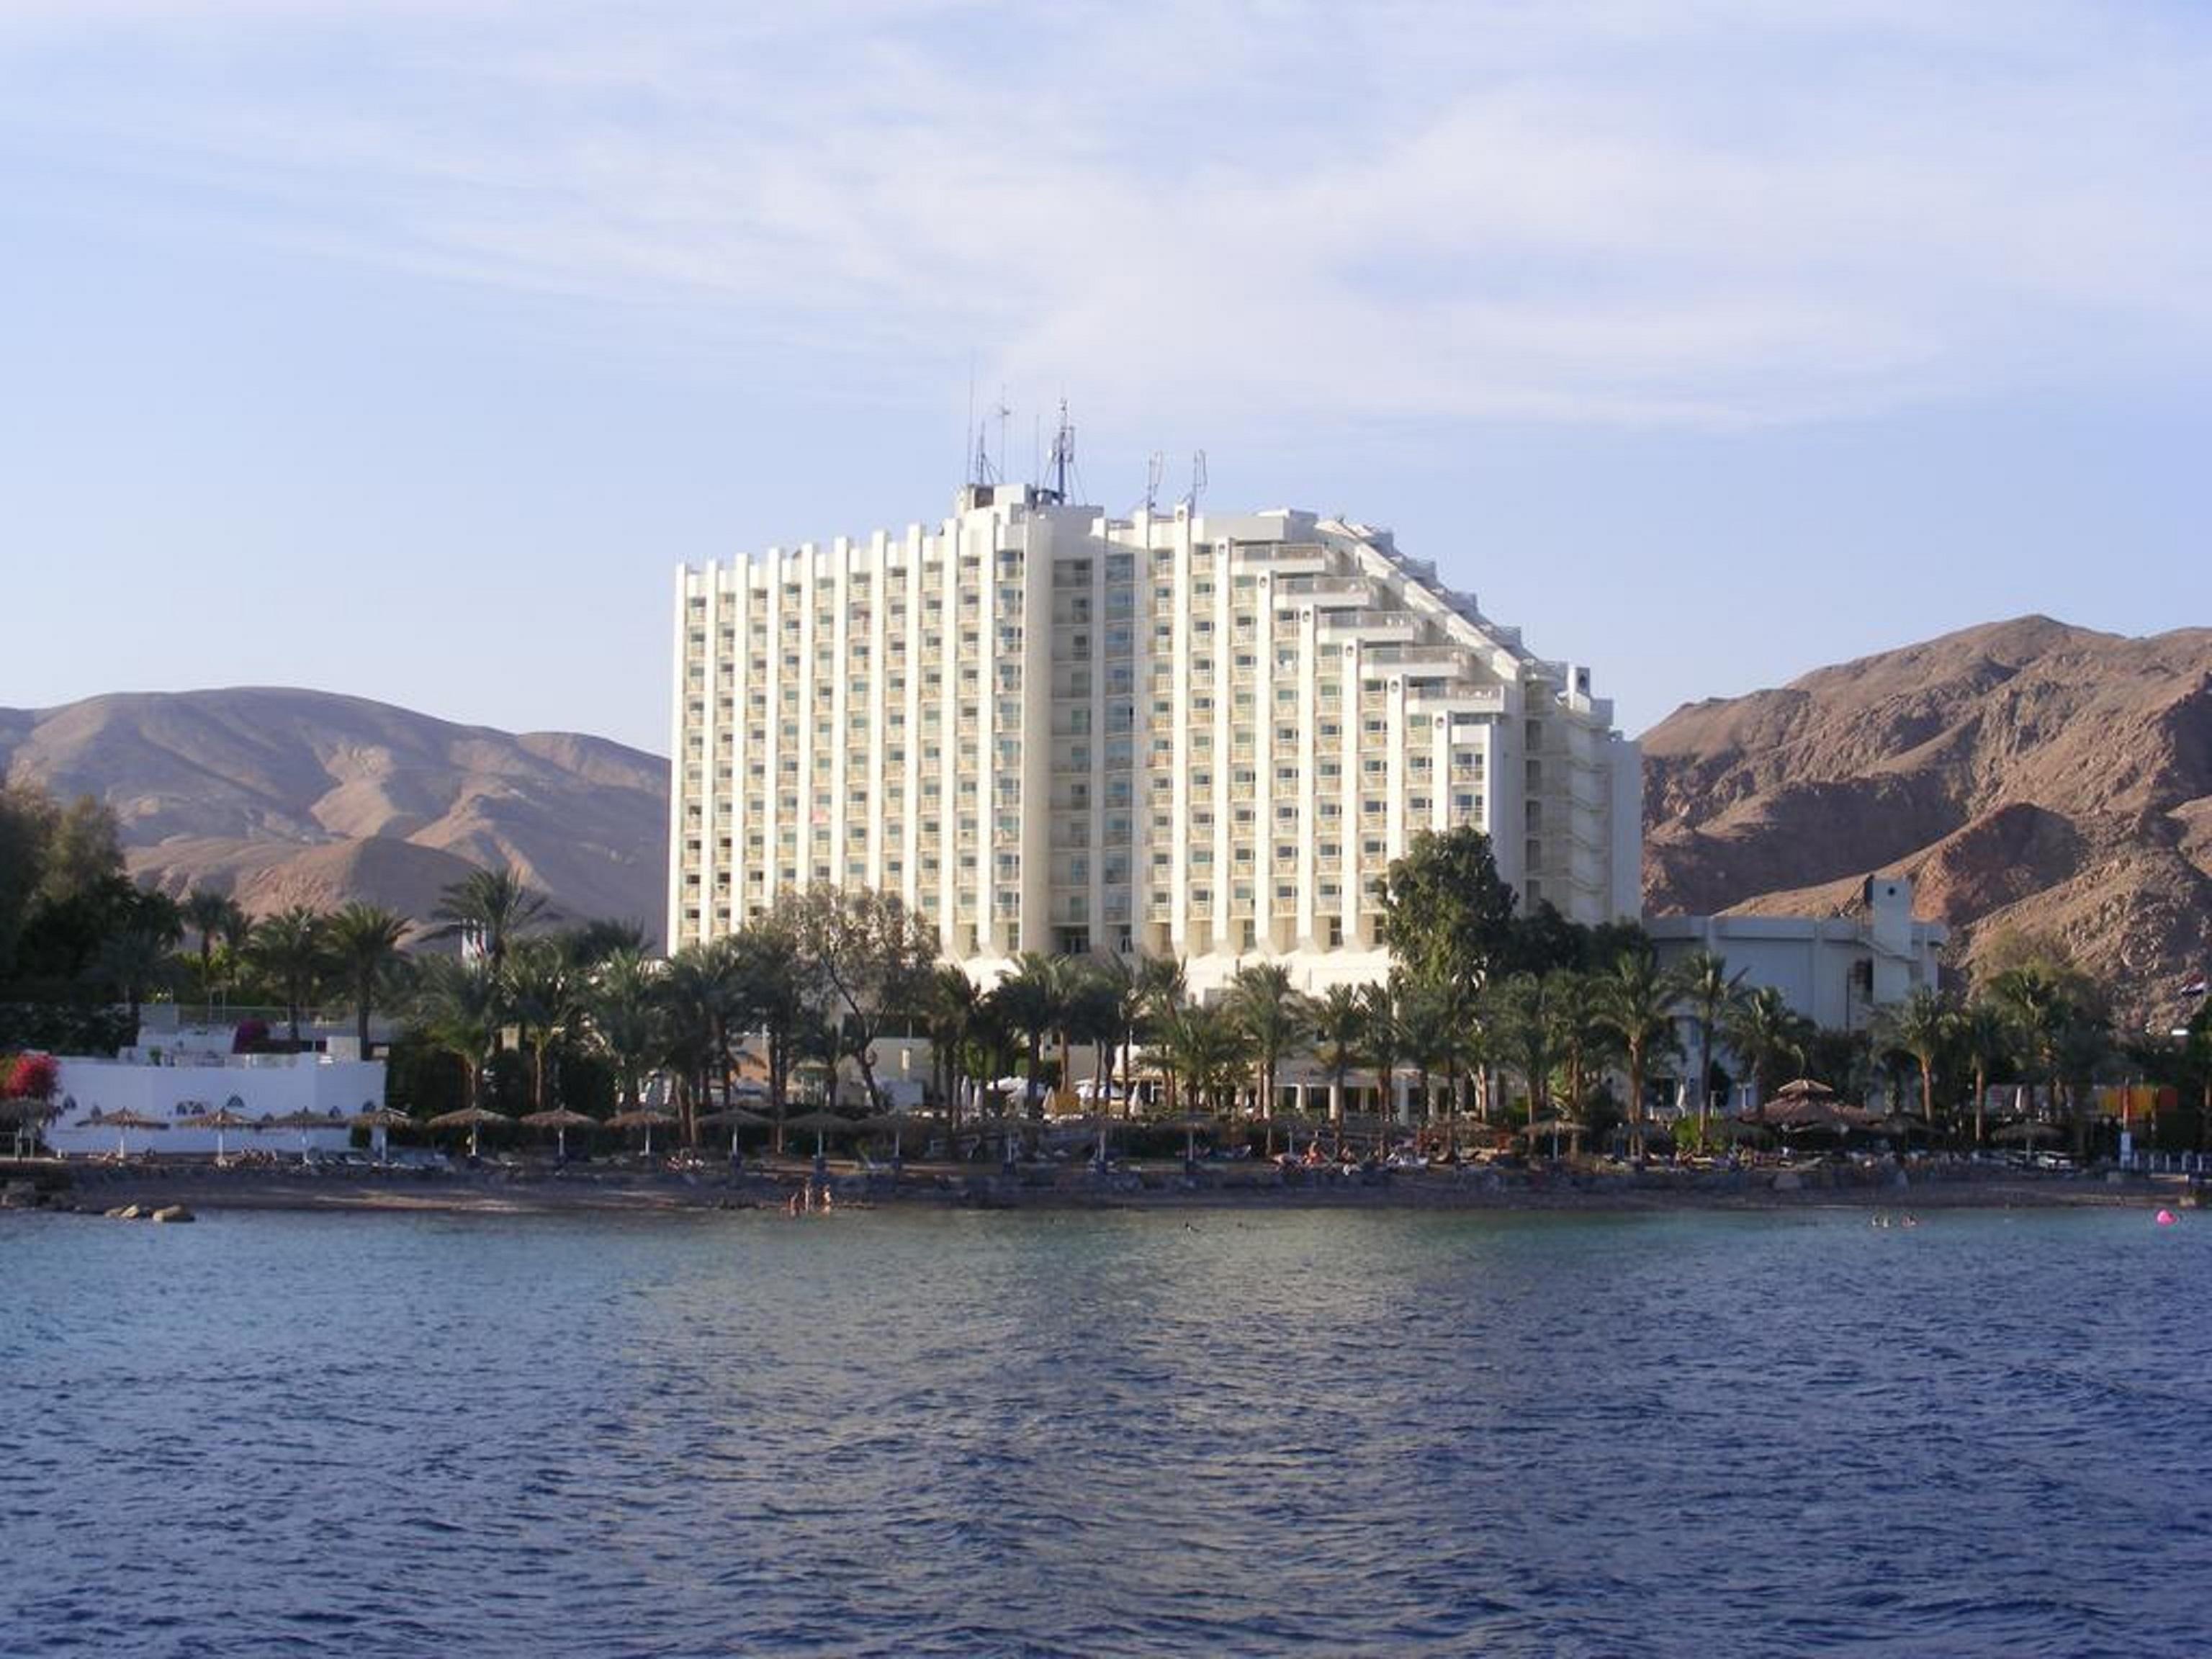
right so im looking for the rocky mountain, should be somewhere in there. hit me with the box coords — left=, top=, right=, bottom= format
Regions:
left=0, top=688, right=668, bottom=935
left=1640, top=616, right=2212, bottom=1025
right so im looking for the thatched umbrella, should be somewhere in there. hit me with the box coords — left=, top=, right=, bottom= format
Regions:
left=1521, top=1115, right=1586, bottom=1159
left=262, top=1108, right=346, bottom=1164
left=1166, top=1111, right=1215, bottom=1168
left=351, top=1105, right=414, bottom=1164
left=88, top=1108, right=171, bottom=1159
left=606, top=1107, right=675, bottom=1157
left=176, top=1104, right=258, bottom=1164
left=425, top=1105, right=513, bottom=1159
left=520, top=1107, right=598, bottom=1160
left=1771, top=1077, right=1838, bottom=1102
left=783, top=1109, right=855, bottom=1164
left=698, top=1105, right=771, bottom=1171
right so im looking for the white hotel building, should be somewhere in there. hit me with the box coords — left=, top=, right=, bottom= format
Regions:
left=669, top=482, right=1641, bottom=997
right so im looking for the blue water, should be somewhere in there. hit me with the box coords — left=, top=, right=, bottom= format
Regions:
left=3, top=1204, right=2208, bottom=1657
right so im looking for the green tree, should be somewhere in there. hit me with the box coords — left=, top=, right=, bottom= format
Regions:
left=1226, top=961, right=1312, bottom=1151
left=324, top=902, right=412, bottom=1058
left=1312, top=983, right=1369, bottom=1123
left=1359, top=979, right=1405, bottom=1132
left=410, top=953, right=505, bottom=1110
left=1667, top=949, right=1745, bottom=1133
left=1872, top=986, right=1954, bottom=1126
left=1593, top=945, right=1681, bottom=1159
left=989, top=951, right=1064, bottom=1154
left=1722, top=986, right=1812, bottom=1100
left=1486, top=972, right=1558, bottom=1130
left=181, top=888, right=244, bottom=1011
left=248, top=905, right=328, bottom=1046
left=1378, top=827, right=1519, bottom=1001
left=503, top=938, right=582, bottom=1114
left=733, top=910, right=807, bottom=1150
left=432, top=867, right=550, bottom=968
left=586, top=948, right=662, bottom=1116
left=785, top=886, right=939, bottom=1115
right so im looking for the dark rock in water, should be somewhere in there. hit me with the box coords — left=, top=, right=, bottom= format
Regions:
left=152, top=1204, right=195, bottom=1224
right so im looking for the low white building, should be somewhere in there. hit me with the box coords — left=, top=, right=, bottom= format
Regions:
left=1647, top=876, right=1948, bottom=1035
left=40, top=1013, right=387, bottom=1158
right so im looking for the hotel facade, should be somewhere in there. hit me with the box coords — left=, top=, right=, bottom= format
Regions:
left=670, top=482, right=1641, bottom=997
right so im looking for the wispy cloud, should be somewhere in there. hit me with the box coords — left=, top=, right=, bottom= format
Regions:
left=6, top=0, right=2208, bottom=428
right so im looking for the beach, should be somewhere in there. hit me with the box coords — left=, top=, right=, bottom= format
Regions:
left=7, top=1151, right=2189, bottom=1220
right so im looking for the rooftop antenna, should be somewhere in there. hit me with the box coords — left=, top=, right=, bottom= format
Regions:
left=972, top=392, right=1012, bottom=487
left=995, top=391, right=1012, bottom=487
left=1043, top=400, right=1076, bottom=503
left=1142, top=451, right=1165, bottom=514
left=1184, top=449, right=1208, bottom=513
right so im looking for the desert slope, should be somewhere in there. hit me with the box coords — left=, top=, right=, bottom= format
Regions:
left=1640, top=616, right=2212, bottom=1023
left=0, top=688, right=668, bottom=931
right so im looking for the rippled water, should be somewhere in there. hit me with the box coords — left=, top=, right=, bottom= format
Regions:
left=4, top=1203, right=2208, bottom=1657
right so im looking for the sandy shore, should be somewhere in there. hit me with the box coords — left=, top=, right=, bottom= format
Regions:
left=9, top=1156, right=2194, bottom=1220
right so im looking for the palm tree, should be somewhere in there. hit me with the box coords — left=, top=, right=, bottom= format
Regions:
left=1486, top=972, right=1557, bottom=1134
left=1398, top=977, right=1457, bottom=1142
left=1593, top=946, right=1681, bottom=1160
left=586, top=948, right=662, bottom=1117
left=1722, top=986, right=1812, bottom=1103
left=96, top=922, right=176, bottom=1030
left=249, top=905, right=328, bottom=1047
left=1956, top=997, right=2011, bottom=1146
left=1157, top=1002, right=1249, bottom=1119
left=925, top=963, right=983, bottom=1126
left=181, top=888, right=243, bottom=1014
left=659, top=938, right=748, bottom=1145
left=1547, top=971, right=1608, bottom=1146
left=1312, top=984, right=1368, bottom=1124
left=732, top=911, right=806, bottom=1151
left=1872, top=986, right=1954, bottom=1126
left=1225, top=962, right=1312, bottom=1151
left=432, top=867, right=550, bottom=968
left=503, top=938, right=581, bottom=1115
left=324, top=902, right=411, bottom=1058
left=1359, top=979, right=1404, bottom=1136
left=1667, top=950, right=1745, bottom=1135
left=411, top=953, right=505, bottom=1111
left=990, top=952, right=1065, bottom=1156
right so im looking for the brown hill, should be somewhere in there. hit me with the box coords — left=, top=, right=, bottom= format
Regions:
left=1641, top=617, right=2212, bottom=1025
left=0, top=688, right=669, bottom=935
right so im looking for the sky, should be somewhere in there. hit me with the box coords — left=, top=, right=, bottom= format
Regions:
left=2, top=0, right=2206, bottom=757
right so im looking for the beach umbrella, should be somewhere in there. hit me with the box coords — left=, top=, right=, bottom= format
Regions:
left=698, top=1105, right=772, bottom=1166
left=1522, top=1115, right=1586, bottom=1158
left=262, top=1107, right=345, bottom=1164
left=89, top=1108, right=170, bottom=1159
left=1771, top=1077, right=1838, bottom=1102
left=520, top=1107, right=598, bottom=1159
left=1167, top=1112, right=1215, bottom=1166
left=1991, top=1120, right=2062, bottom=1146
left=606, top=1107, right=675, bottom=1156
left=176, top=1104, right=258, bottom=1164
left=425, top=1105, right=513, bottom=1159
left=351, top=1105, right=413, bottom=1164
left=783, top=1108, right=853, bottom=1162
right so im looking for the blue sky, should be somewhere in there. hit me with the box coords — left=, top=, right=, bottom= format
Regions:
left=3, top=1, right=2206, bottom=756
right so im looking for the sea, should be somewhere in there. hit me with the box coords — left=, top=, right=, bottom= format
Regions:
left=3, top=1202, right=2207, bottom=1658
